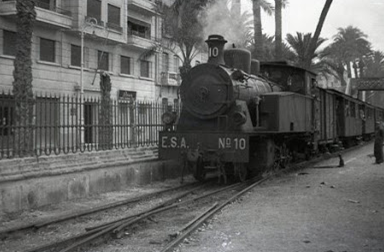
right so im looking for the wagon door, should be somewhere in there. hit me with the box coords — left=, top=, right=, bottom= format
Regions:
left=336, top=97, right=345, bottom=137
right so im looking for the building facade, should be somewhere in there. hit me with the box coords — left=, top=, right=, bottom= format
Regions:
left=0, top=0, right=195, bottom=103
left=0, top=0, right=210, bottom=157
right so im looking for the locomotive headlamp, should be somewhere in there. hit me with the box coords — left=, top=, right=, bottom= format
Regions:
left=161, top=111, right=177, bottom=125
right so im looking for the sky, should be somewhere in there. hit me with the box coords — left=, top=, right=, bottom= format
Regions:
left=241, top=0, right=384, bottom=52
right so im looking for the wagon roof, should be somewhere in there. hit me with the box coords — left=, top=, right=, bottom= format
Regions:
left=260, top=61, right=317, bottom=76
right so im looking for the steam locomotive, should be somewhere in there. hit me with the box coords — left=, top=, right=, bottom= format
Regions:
left=159, top=34, right=384, bottom=183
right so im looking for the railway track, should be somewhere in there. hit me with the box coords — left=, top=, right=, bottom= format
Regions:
left=21, top=178, right=256, bottom=252
left=0, top=181, right=203, bottom=251
left=0, top=175, right=267, bottom=252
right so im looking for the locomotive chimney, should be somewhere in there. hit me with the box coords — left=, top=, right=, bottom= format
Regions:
left=205, top=34, right=227, bottom=65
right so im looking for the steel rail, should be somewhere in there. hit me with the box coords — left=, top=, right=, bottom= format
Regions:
left=21, top=182, right=208, bottom=252
left=26, top=180, right=244, bottom=252
left=1, top=181, right=200, bottom=236
left=160, top=176, right=270, bottom=252
left=60, top=204, right=179, bottom=252
left=85, top=184, right=205, bottom=231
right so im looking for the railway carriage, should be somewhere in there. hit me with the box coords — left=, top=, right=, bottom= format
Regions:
left=362, top=102, right=376, bottom=139
left=317, top=88, right=338, bottom=150
left=159, top=34, right=384, bottom=182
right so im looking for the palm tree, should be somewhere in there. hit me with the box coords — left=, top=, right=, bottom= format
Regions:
left=286, top=32, right=327, bottom=70
left=322, top=26, right=371, bottom=86
left=252, top=0, right=274, bottom=60
left=362, top=51, right=384, bottom=107
left=248, top=34, right=295, bottom=61
left=274, top=0, right=288, bottom=60
left=160, top=0, right=214, bottom=79
left=304, top=0, right=333, bottom=68
left=12, top=0, right=36, bottom=156
left=364, top=51, right=384, bottom=77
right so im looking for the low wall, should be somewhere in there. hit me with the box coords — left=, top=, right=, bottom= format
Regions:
left=0, top=147, right=180, bottom=215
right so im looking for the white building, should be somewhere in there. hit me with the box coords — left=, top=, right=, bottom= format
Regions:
left=0, top=0, right=199, bottom=103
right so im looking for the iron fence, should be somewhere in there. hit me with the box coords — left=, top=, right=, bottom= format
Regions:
left=0, top=92, right=177, bottom=159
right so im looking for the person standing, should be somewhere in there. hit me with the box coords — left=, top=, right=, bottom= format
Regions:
left=374, top=122, right=384, bottom=164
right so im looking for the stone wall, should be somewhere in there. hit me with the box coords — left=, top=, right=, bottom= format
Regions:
left=0, top=147, right=180, bottom=215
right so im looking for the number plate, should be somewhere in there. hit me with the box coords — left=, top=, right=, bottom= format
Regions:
left=159, top=132, right=249, bottom=162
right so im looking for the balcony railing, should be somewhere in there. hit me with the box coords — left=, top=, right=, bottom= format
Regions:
left=160, top=72, right=181, bottom=86
left=35, top=0, right=71, bottom=17
left=128, top=0, right=157, bottom=15
left=127, top=32, right=157, bottom=49
left=106, top=22, right=123, bottom=33
left=0, top=0, right=72, bottom=28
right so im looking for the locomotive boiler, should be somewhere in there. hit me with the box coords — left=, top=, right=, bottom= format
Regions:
left=159, top=35, right=319, bottom=182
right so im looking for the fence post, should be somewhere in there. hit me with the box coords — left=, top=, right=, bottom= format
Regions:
left=130, top=101, right=136, bottom=146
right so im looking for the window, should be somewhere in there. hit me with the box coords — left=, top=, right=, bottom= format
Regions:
left=162, top=52, right=169, bottom=72
left=173, top=55, right=179, bottom=72
left=120, top=56, right=131, bottom=75
left=87, top=0, right=101, bottom=24
left=107, top=4, right=121, bottom=29
left=71, top=44, right=81, bottom=67
left=128, top=19, right=151, bottom=39
left=98, top=51, right=109, bottom=71
left=3, top=30, right=16, bottom=56
left=40, top=38, right=55, bottom=62
left=140, top=60, right=151, bottom=78
left=35, top=0, right=54, bottom=10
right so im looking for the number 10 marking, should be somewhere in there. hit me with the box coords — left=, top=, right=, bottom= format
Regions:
left=209, top=47, right=219, bottom=57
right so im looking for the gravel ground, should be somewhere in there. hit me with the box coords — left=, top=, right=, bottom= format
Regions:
left=1, top=142, right=383, bottom=252
left=176, top=142, right=384, bottom=252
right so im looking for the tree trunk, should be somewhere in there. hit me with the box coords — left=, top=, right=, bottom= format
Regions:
left=304, top=0, right=333, bottom=68
left=12, top=0, right=36, bottom=157
left=99, top=73, right=113, bottom=150
left=179, top=63, right=191, bottom=80
left=179, top=43, right=193, bottom=80
left=274, top=0, right=282, bottom=60
left=252, top=0, right=263, bottom=59
left=337, top=64, right=347, bottom=87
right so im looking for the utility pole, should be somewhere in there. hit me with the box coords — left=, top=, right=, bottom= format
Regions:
left=79, top=17, right=97, bottom=145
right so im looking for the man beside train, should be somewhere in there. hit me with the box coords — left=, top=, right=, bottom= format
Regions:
left=374, top=122, right=384, bottom=164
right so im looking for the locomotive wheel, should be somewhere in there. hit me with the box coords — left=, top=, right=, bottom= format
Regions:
left=234, top=163, right=248, bottom=182
left=273, top=143, right=292, bottom=170
left=188, top=157, right=206, bottom=182
left=280, top=143, right=292, bottom=168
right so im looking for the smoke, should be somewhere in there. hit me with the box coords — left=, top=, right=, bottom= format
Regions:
left=202, top=0, right=250, bottom=49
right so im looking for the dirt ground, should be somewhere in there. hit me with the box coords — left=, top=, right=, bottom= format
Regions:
left=176, top=142, right=384, bottom=252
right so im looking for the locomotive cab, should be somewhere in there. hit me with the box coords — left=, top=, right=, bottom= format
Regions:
left=260, top=62, right=317, bottom=96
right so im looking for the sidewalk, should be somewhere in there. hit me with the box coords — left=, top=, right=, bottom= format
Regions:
left=178, top=142, right=384, bottom=252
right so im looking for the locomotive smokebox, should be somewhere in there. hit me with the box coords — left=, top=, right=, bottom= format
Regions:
left=205, top=34, right=227, bottom=65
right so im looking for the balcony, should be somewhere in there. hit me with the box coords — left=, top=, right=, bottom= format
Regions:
left=0, top=0, right=72, bottom=29
left=128, top=0, right=157, bottom=16
left=160, top=72, right=181, bottom=86
left=106, top=22, right=123, bottom=33
left=0, top=1, right=16, bottom=15
left=127, top=32, right=157, bottom=49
